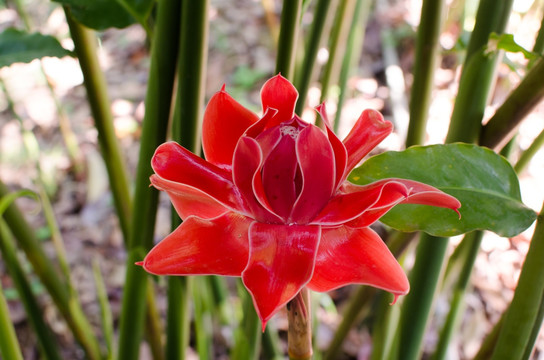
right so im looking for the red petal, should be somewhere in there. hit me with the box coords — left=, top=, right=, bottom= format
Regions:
left=261, top=132, right=298, bottom=219
left=242, top=222, right=321, bottom=325
left=260, top=74, right=298, bottom=127
left=312, top=180, right=408, bottom=225
left=347, top=179, right=461, bottom=228
left=232, top=137, right=283, bottom=223
left=141, top=212, right=251, bottom=276
left=151, top=142, right=247, bottom=213
left=289, top=125, right=336, bottom=224
left=202, top=88, right=259, bottom=168
left=316, top=103, right=348, bottom=188
left=307, top=226, right=409, bottom=295
left=343, top=109, right=393, bottom=173
left=151, top=175, right=229, bottom=220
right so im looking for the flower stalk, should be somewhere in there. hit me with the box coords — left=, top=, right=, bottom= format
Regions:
left=287, top=288, right=312, bottom=360
left=275, top=0, right=302, bottom=79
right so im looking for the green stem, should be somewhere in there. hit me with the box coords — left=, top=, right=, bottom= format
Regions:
left=319, top=0, right=354, bottom=104
left=92, top=258, right=114, bottom=360
left=275, top=0, right=303, bottom=79
left=405, top=0, right=446, bottom=147
left=398, top=234, right=448, bottom=360
left=480, top=58, right=544, bottom=150
left=294, top=0, right=333, bottom=114
left=445, top=0, right=513, bottom=144
left=166, top=1, right=210, bottom=358
left=0, top=221, right=62, bottom=360
left=116, top=0, right=181, bottom=357
left=64, top=8, right=132, bottom=241
left=0, top=268, right=24, bottom=360
left=333, top=0, right=371, bottom=134
left=165, top=277, right=192, bottom=360
left=431, top=231, right=483, bottom=360
left=491, top=203, right=544, bottom=359
left=514, top=127, right=544, bottom=173
left=0, top=181, right=103, bottom=360
left=323, top=286, right=376, bottom=360
left=232, top=281, right=262, bottom=360
left=193, top=277, right=214, bottom=359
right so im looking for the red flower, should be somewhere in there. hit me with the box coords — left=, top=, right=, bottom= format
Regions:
left=139, top=75, right=460, bottom=327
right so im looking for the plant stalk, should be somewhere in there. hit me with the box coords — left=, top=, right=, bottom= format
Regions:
left=275, top=0, right=303, bottom=79
left=288, top=287, right=312, bottom=360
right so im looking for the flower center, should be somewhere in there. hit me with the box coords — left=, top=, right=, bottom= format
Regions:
left=280, top=125, right=300, bottom=140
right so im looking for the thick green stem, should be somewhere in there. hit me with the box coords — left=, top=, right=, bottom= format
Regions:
left=294, top=0, right=333, bottom=114
left=491, top=204, right=544, bottom=359
left=480, top=58, right=544, bottom=150
left=405, top=0, right=446, bottom=147
left=64, top=8, right=132, bottom=241
left=398, top=234, right=449, bottom=360
left=275, top=0, right=303, bottom=79
left=446, top=0, right=513, bottom=144
left=288, top=288, right=312, bottom=360
left=166, top=1, right=210, bottom=359
left=0, top=182, right=102, bottom=360
left=116, top=0, right=181, bottom=358
left=431, top=231, right=483, bottom=360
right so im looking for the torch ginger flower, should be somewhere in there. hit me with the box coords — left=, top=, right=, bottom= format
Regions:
left=139, top=74, right=461, bottom=327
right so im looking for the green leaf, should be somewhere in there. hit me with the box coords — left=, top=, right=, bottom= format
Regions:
left=53, top=0, right=136, bottom=30
left=116, top=0, right=155, bottom=27
left=0, top=29, right=73, bottom=68
left=488, top=32, right=538, bottom=60
left=349, top=143, right=536, bottom=237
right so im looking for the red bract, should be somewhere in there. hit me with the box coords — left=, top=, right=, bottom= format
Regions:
left=139, top=74, right=461, bottom=327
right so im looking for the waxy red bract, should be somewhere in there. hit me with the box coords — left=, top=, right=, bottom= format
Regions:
left=139, top=74, right=461, bottom=327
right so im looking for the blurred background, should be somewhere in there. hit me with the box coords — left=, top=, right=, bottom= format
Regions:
left=1, top=0, right=544, bottom=358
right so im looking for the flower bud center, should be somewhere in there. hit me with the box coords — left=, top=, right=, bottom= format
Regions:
left=280, top=125, right=300, bottom=140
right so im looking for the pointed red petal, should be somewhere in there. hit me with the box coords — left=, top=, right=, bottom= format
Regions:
left=260, top=74, right=298, bottom=127
left=312, top=180, right=408, bottom=225
left=289, top=125, right=336, bottom=224
left=232, top=137, right=283, bottom=223
left=151, top=142, right=247, bottom=213
left=307, top=226, right=409, bottom=295
left=316, top=103, right=348, bottom=188
left=343, top=109, right=393, bottom=173
left=151, top=175, right=230, bottom=219
left=242, top=222, right=321, bottom=325
left=346, top=179, right=461, bottom=228
left=141, top=212, right=251, bottom=276
left=202, top=88, right=259, bottom=167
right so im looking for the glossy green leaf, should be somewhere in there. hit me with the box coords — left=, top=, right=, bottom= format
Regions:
left=349, top=143, right=536, bottom=237
left=489, top=32, right=538, bottom=60
left=53, top=0, right=136, bottom=30
left=0, top=29, right=73, bottom=68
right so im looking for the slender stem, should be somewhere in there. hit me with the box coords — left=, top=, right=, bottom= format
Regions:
left=116, top=0, right=181, bottom=358
left=319, top=0, right=354, bottom=104
left=398, top=234, right=448, bottom=360
left=64, top=7, right=132, bottom=241
left=431, top=231, right=484, bottom=360
left=0, top=221, right=62, bottom=360
left=294, top=0, right=333, bottom=114
left=0, top=181, right=103, bottom=360
left=92, top=258, right=114, bottom=360
left=145, top=279, right=165, bottom=360
left=521, top=287, right=544, bottom=360
left=333, top=0, right=371, bottom=134
left=491, top=203, right=544, bottom=359
left=275, top=0, right=303, bottom=79
left=165, top=277, right=192, bottom=360
left=446, top=0, right=514, bottom=143
left=514, top=127, right=544, bottom=173
left=480, top=58, right=544, bottom=150
left=288, top=288, right=312, bottom=360
left=0, top=265, right=24, bottom=360
left=232, top=280, right=262, bottom=360
left=405, top=0, right=446, bottom=147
